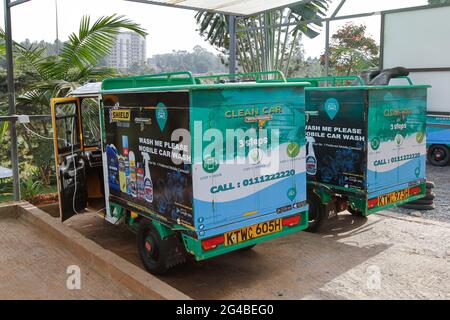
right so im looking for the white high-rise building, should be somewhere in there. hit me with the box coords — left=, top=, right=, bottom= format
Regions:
left=106, top=31, right=147, bottom=69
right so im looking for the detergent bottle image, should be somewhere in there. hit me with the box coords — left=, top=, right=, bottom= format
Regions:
left=106, top=144, right=120, bottom=191
left=136, top=162, right=145, bottom=200
left=122, top=136, right=131, bottom=195
left=306, top=136, right=317, bottom=176
left=128, top=151, right=137, bottom=198
left=142, top=152, right=153, bottom=203
left=118, top=155, right=127, bottom=192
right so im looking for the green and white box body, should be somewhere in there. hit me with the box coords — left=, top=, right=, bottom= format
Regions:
left=100, top=75, right=309, bottom=254
left=305, top=84, right=429, bottom=214
left=191, top=84, right=308, bottom=239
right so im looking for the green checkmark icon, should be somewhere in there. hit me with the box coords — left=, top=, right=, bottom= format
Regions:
left=287, top=142, right=300, bottom=158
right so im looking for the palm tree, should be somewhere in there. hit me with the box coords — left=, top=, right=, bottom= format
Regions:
left=195, top=0, right=330, bottom=76
left=0, top=14, right=147, bottom=184
left=1, top=14, right=147, bottom=109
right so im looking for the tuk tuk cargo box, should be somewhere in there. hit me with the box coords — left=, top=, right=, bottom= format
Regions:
left=51, top=71, right=311, bottom=274
left=287, top=76, right=430, bottom=225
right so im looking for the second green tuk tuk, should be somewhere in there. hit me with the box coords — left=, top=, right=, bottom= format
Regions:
left=288, top=76, right=429, bottom=231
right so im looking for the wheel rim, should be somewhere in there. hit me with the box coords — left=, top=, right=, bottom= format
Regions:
left=433, top=148, right=445, bottom=161
left=143, top=232, right=159, bottom=262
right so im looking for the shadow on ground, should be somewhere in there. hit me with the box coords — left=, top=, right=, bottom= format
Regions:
left=63, top=211, right=390, bottom=300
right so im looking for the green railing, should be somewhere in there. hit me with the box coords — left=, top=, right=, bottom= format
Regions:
left=288, top=75, right=415, bottom=87
left=102, top=71, right=198, bottom=91
left=196, top=71, right=287, bottom=84
left=288, top=76, right=364, bottom=87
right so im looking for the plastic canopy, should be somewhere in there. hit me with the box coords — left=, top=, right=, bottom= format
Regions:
left=125, top=0, right=312, bottom=16
left=0, top=166, right=12, bottom=179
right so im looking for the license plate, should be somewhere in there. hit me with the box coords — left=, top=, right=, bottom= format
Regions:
left=378, top=188, right=410, bottom=207
left=224, top=219, right=282, bottom=246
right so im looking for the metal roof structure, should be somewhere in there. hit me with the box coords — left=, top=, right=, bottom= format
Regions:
left=123, top=0, right=312, bottom=16
left=2, top=0, right=449, bottom=201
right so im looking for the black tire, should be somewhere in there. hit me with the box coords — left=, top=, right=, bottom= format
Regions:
left=427, top=145, right=450, bottom=166
left=401, top=203, right=436, bottom=211
left=421, top=192, right=436, bottom=201
left=137, top=219, right=172, bottom=275
left=426, top=181, right=435, bottom=189
left=348, top=206, right=364, bottom=217
left=406, top=199, right=434, bottom=206
left=306, top=192, right=327, bottom=233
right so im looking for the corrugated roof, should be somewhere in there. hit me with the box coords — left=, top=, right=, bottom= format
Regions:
left=125, top=0, right=311, bottom=16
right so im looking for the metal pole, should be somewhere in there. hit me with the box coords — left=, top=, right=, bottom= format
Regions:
left=324, top=20, right=330, bottom=76
left=380, top=12, right=386, bottom=69
left=228, top=15, right=237, bottom=75
left=4, top=0, right=21, bottom=200
left=55, top=0, right=60, bottom=56
left=263, top=13, right=269, bottom=73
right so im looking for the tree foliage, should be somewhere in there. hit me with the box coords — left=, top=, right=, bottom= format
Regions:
left=150, top=46, right=226, bottom=74
left=326, top=23, right=379, bottom=76
left=195, top=1, right=330, bottom=75
left=0, top=14, right=146, bottom=185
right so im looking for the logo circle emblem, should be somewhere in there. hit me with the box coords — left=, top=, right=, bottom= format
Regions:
left=202, top=156, right=219, bottom=174
left=371, top=137, right=381, bottom=151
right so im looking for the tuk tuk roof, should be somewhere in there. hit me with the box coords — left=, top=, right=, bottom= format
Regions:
left=71, top=82, right=102, bottom=98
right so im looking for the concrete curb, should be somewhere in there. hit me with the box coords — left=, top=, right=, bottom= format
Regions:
left=12, top=202, right=191, bottom=300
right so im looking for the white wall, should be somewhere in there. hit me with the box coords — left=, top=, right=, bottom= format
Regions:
left=383, top=6, right=450, bottom=112
left=383, top=6, right=450, bottom=69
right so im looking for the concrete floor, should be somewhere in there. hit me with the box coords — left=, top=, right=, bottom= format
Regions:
left=0, top=215, right=140, bottom=300
left=66, top=209, right=450, bottom=300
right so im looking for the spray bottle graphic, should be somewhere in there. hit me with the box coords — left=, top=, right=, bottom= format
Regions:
left=136, top=162, right=145, bottom=200
left=142, top=152, right=153, bottom=203
left=306, top=136, right=317, bottom=176
left=128, top=151, right=137, bottom=197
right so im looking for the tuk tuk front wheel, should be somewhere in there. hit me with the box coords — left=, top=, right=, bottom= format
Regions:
left=137, top=220, right=171, bottom=275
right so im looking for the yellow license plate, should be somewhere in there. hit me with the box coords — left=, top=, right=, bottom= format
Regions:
left=224, top=219, right=282, bottom=246
left=378, top=188, right=410, bottom=207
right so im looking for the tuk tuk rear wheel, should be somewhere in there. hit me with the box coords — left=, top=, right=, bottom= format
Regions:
left=348, top=206, right=364, bottom=216
left=137, top=220, right=171, bottom=275
left=305, top=193, right=327, bottom=233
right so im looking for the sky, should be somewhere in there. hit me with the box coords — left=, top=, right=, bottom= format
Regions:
left=0, top=0, right=428, bottom=58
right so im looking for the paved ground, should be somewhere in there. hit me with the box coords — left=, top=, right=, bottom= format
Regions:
left=0, top=215, right=140, bottom=300
left=67, top=208, right=450, bottom=300
left=393, top=165, right=450, bottom=222
left=4, top=164, right=447, bottom=300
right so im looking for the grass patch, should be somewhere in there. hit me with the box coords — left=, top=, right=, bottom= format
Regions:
left=0, top=185, right=57, bottom=203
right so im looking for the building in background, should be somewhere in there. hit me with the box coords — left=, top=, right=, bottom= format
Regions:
left=106, top=31, right=147, bottom=69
